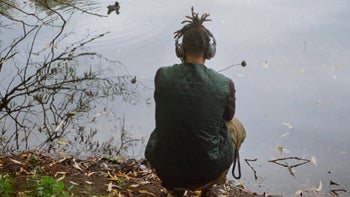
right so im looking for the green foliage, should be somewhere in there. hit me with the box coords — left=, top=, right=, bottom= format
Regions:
left=31, top=176, right=73, bottom=197
left=0, top=177, right=15, bottom=196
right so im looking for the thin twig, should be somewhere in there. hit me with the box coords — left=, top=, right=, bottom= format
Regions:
left=244, top=158, right=258, bottom=180
left=52, top=0, right=108, bottom=18
left=217, top=64, right=240, bottom=72
left=268, top=157, right=311, bottom=176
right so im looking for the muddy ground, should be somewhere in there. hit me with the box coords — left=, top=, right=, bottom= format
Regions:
left=0, top=151, right=281, bottom=196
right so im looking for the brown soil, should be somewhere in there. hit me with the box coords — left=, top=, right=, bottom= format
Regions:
left=0, top=151, right=281, bottom=196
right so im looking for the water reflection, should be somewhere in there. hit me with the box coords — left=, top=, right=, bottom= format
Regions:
left=30, top=0, right=100, bottom=14
left=89, top=1, right=350, bottom=196
left=0, top=0, right=100, bottom=18
left=1, top=0, right=350, bottom=196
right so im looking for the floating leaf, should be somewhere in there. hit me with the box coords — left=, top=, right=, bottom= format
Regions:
left=315, top=181, right=323, bottom=192
left=280, top=132, right=291, bottom=138
left=67, top=111, right=76, bottom=116
left=310, top=156, right=317, bottom=166
left=57, top=140, right=68, bottom=145
left=288, top=166, right=295, bottom=176
left=331, top=65, right=342, bottom=70
left=262, top=61, right=269, bottom=69
left=295, top=190, right=303, bottom=196
left=237, top=182, right=245, bottom=189
left=283, top=122, right=294, bottom=130
left=54, top=120, right=66, bottom=132
left=317, top=100, right=322, bottom=108
left=277, top=146, right=284, bottom=153
left=264, top=113, right=269, bottom=119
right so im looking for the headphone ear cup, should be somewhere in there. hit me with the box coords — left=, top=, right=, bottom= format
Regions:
left=205, top=29, right=217, bottom=60
left=206, top=44, right=216, bottom=60
left=175, top=40, right=184, bottom=58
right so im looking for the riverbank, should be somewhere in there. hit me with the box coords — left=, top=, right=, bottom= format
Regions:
left=0, top=151, right=281, bottom=196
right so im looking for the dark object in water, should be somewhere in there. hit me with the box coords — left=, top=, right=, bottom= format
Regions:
left=107, top=1, right=120, bottom=15
left=131, top=76, right=137, bottom=84
left=241, top=60, right=247, bottom=67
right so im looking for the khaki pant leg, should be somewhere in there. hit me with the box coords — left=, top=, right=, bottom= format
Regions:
left=226, top=117, right=246, bottom=152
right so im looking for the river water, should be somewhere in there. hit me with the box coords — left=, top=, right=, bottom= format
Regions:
left=2, top=0, right=350, bottom=196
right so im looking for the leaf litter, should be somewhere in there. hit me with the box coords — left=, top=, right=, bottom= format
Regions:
left=0, top=150, right=281, bottom=196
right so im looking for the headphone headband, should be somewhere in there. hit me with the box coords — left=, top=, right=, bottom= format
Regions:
left=175, top=29, right=216, bottom=60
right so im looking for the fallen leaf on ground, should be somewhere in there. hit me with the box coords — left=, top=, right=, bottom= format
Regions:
left=69, top=181, right=79, bottom=186
left=72, top=160, right=83, bottom=171
left=107, top=182, right=113, bottom=192
left=86, top=171, right=96, bottom=177
left=55, top=172, right=67, bottom=181
left=139, top=189, right=156, bottom=196
left=10, top=158, right=22, bottom=164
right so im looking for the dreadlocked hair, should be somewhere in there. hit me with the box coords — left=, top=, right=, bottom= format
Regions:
left=174, top=7, right=212, bottom=56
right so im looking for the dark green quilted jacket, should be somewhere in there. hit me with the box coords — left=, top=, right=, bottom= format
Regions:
left=145, top=63, right=233, bottom=186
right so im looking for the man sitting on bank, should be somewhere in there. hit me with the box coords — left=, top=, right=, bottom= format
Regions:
left=145, top=7, right=246, bottom=197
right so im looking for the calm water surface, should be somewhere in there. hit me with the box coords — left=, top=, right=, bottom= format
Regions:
left=3, top=0, right=350, bottom=196
left=85, top=1, right=350, bottom=196
left=78, top=0, right=350, bottom=196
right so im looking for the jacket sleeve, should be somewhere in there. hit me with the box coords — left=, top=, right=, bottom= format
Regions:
left=223, top=79, right=236, bottom=121
left=154, top=68, right=162, bottom=84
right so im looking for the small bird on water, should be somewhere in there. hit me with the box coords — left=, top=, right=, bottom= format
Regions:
left=107, top=1, right=120, bottom=15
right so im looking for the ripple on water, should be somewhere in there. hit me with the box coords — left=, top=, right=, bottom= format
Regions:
left=82, top=0, right=172, bottom=54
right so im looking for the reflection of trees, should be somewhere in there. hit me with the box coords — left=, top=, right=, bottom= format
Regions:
left=0, top=0, right=104, bottom=23
left=29, top=0, right=104, bottom=17
left=0, top=1, right=141, bottom=155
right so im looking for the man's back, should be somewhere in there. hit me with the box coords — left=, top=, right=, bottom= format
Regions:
left=145, top=63, right=233, bottom=188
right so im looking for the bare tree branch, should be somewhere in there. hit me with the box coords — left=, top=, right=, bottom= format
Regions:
left=0, top=1, right=145, bottom=155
